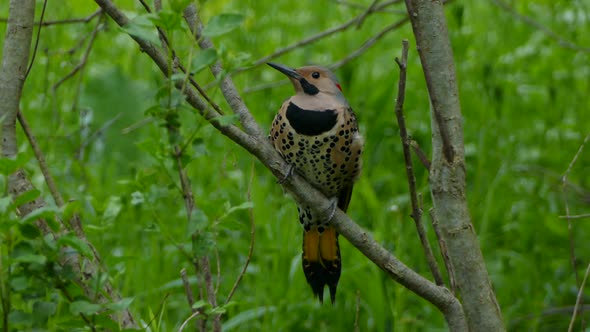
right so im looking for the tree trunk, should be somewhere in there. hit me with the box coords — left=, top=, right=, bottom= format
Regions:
left=404, top=0, right=505, bottom=330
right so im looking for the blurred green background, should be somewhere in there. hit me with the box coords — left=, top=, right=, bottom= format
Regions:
left=1, top=0, right=589, bottom=330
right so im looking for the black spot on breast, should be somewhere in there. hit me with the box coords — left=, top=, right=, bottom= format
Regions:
left=286, top=102, right=338, bottom=136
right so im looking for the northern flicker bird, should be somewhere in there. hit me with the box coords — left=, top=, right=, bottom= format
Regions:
left=268, top=62, right=363, bottom=303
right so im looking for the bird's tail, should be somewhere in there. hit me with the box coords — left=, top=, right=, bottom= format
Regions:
left=302, top=225, right=341, bottom=304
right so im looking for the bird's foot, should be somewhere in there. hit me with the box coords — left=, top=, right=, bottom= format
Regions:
left=323, top=197, right=339, bottom=223
left=277, top=163, right=295, bottom=185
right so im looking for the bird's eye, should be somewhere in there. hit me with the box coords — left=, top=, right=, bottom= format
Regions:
left=311, top=72, right=320, bottom=79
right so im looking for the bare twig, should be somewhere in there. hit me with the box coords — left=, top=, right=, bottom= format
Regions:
left=178, top=310, right=205, bottom=332
left=245, top=18, right=410, bottom=93
left=238, top=0, right=399, bottom=72
left=562, top=133, right=590, bottom=328
left=569, top=262, right=590, bottom=332
left=181, top=268, right=196, bottom=311
left=490, top=0, right=590, bottom=54
left=24, top=0, right=47, bottom=79
left=559, top=213, right=590, bottom=220
left=331, top=17, right=409, bottom=70
left=410, top=140, right=431, bottom=170
left=17, top=111, right=64, bottom=206
left=225, top=162, right=256, bottom=304
left=356, top=0, right=380, bottom=28
left=76, top=113, right=122, bottom=160
left=429, top=209, right=456, bottom=294
left=52, top=13, right=104, bottom=91
left=354, top=289, right=361, bottom=332
left=0, top=9, right=102, bottom=26
left=333, top=0, right=405, bottom=13
left=393, top=39, right=444, bottom=286
left=509, top=305, right=590, bottom=327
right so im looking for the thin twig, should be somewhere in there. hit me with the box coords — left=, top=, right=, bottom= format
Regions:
left=225, top=162, right=256, bottom=304
left=0, top=9, right=102, bottom=26
left=562, top=133, right=590, bottom=329
left=52, top=13, right=104, bottom=91
left=331, top=17, right=409, bottom=70
left=17, top=111, right=64, bottom=206
left=178, top=310, right=205, bottom=332
left=354, top=289, right=361, bottom=332
left=24, top=0, right=47, bottom=79
left=245, top=18, right=410, bottom=94
left=394, top=39, right=444, bottom=286
left=181, top=268, right=196, bottom=311
left=490, top=0, right=590, bottom=53
left=429, top=208, right=456, bottom=294
left=569, top=262, right=590, bottom=332
left=559, top=213, right=590, bottom=220
left=76, top=113, right=122, bottom=160
left=237, top=0, right=399, bottom=72
left=356, top=0, right=380, bottom=28
left=332, top=0, right=404, bottom=13
left=410, top=140, right=431, bottom=170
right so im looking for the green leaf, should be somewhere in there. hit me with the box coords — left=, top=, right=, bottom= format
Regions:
left=202, top=14, right=244, bottom=37
left=121, top=15, right=160, bottom=45
left=187, top=208, right=209, bottom=235
left=8, top=310, right=32, bottom=326
left=170, top=0, right=193, bottom=12
left=10, top=276, right=29, bottom=291
left=18, top=223, right=40, bottom=239
left=148, top=11, right=183, bottom=32
left=0, top=196, right=13, bottom=214
left=192, top=231, right=214, bottom=256
left=20, top=206, right=58, bottom=225
left=192, top=300, right=210, bottom=310
left=13, top=189, right=40, bottom=207
left=102, top=196, right=122, bottom=222
left=223, top=306, right=277, bottom=331
left=33, top=301, right=57, bottom=326
left=61, top=200, right=81, bottom=222
left=70, top=300, right=102, bottom=316
left=0, top=156, right=23, bottom=174
left=105, top=297, right=134, bottom=312
left=221, top=201, right=254, bottom=220
left=131, top=191, right=144, bottom=205
left=13, top=254, right=47, bottom=265
left=191, top=49, right=218, bottom=74
left=58, top=234, right=94, bottom=259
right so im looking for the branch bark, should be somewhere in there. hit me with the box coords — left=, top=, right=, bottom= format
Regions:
left=404, top=0, right=505, bottom=330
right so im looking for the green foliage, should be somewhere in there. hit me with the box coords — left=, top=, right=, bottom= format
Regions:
left=1, top=0, right=589, bottom=331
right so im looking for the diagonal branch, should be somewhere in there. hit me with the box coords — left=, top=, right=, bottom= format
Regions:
left=490, top=0, right=590, bottom=54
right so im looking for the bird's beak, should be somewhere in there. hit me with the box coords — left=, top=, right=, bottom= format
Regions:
left=267, top=62, right=301, bottom=80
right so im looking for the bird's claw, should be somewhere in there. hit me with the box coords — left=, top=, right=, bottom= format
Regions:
left=324, top=197, right=338, bottom=223
left=278, top=163, right=295, bottom=185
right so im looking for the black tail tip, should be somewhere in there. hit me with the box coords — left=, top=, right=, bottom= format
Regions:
left=304, top=261, right=340, bottom=304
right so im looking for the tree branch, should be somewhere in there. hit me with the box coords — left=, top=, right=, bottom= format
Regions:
left=404, top=0, right=505, bottom=330
left=393, top=39, right=444, bottom=286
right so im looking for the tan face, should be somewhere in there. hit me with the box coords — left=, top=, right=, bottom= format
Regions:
left=293, top=66, right=342, bottom=96
left=267, top=62, right=343, bottom=97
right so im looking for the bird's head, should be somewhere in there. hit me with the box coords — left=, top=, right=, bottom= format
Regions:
left=267, top=62, right=343, bottom=97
